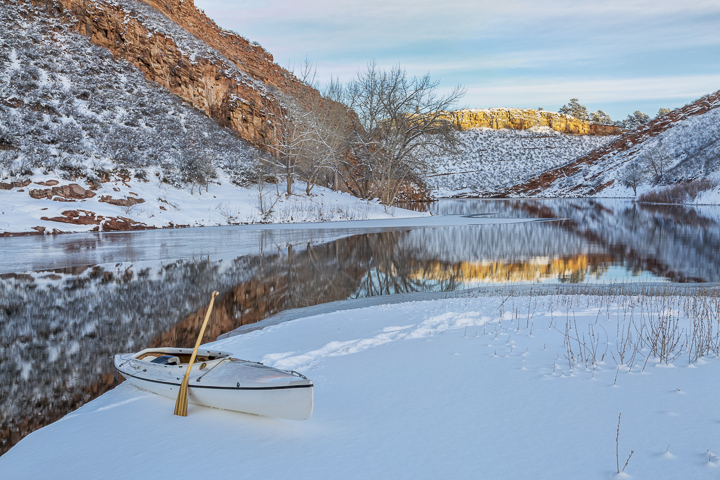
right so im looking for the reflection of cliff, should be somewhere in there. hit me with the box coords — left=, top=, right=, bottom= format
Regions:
left=409, top=255, right=613, bottom=284
left=0, top=258, right=254, bottom=455
left=0, top=231, right=463, bottom=455
left=0, top=240, right=367, bottom=454
left=417, top=198, right=720, bottom=284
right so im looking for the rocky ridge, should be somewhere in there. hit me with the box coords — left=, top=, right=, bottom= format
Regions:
left=499, top=90, right=720, bottom=197
left=443, top=108, right=622, bottom=136
left=32, top=0, right=329, bottom=147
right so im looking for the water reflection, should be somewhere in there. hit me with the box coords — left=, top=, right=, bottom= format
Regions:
left=2, top=198, right=720, bottom=454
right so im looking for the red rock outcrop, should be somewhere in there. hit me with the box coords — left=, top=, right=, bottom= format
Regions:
left=30, top=0, right=333, bottom=148
left=39, top=209, right=154, bottom=231
left=0, top=179, right=31, bottom=190
left=41, top=210, right=102, bottom=225
left=99, top=195, right=145, bottom=207
left=101, top=216, right=152, bottom=231
left=442, top=108, right=623, bottom=136
left=29, top=183, right=96, bottom=200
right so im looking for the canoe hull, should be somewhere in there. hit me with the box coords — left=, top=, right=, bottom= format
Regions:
left=114, top=349, right=313, bottom=421
left=119, top=371, right=313, bottom=420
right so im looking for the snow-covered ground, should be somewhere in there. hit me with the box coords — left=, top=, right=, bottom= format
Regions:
left=424, top=127, right=616, bottom=197
left=694, top=187, right=720, bottom=205
left=3, top=290, right=718, bottom=479
left=0, top=169, right=429, bottom=234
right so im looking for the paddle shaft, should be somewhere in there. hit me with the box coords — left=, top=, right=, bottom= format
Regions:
left=174, top=291, right=219, bottom=416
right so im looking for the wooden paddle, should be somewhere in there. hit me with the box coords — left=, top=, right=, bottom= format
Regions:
left=174, top=291, right=219, bottom=416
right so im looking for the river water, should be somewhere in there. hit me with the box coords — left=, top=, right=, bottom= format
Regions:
left=2, top=198, right=720, bottom=454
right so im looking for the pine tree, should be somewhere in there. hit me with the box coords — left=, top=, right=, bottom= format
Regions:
left=558, top=98, right=589, bottom=121
left=621, top=111, right=651, bottom=130
left=590, top=110, right=613, bottom=124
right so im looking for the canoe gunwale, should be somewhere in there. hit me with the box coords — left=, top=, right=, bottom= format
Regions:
left=116, top=368, right=314, bottom=391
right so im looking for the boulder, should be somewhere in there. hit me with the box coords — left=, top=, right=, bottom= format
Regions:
left=30, top=183, right=95, bottom=200
left=51, top=184, right=95, bottom=199
left=0, top=179, right=31, bottom=190
left=99, top=195, right=145, bottom=207
left=41, top=210, right=102, bottom=225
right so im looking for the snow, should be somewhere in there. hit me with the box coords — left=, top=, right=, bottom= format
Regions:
left=694, top=187, right=720, bottom=205
left=424, top=128, right=617, bottom=197
left=536, top=96, right=720, bottom=200
left=0, top=2, right=258, bottom=188
left=0, top=167, right=432, bottom=234
left=2, top=291, right=718, bottom=479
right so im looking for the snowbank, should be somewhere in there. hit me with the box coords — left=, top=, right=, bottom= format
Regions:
left=0, top=169, right=428, bottom=235
left=3, top=292, right=718, bottom=479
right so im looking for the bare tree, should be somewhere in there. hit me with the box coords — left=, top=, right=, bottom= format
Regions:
left=620, top=161, right=646, bottom=196
left=297, top=95, right=351, bottom=195
left=341, top=62, right=465, bottom=205
left=640, top=145, right=670, bottom=184
left=265, top=64, right=353, bottom=197
left=264, top=98, right=314, bottom=196
left=180, top=132, right=216, bottom=195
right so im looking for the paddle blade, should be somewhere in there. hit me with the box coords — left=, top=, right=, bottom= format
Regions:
left=174, top=377, right=189, bottom=417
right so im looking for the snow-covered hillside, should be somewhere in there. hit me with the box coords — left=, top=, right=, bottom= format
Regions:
left=502, top=91, right=720, bottom=199
left=0, top=1, right=255, bottom=187
left=0, top=170, right=423, bottom=235
left=424, top=127, right=616, bottom=197
left=0, top=2, right=423, bottom=233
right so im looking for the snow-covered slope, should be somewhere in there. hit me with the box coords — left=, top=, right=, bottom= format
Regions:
left=0, top=2, right=422, bottom=233
left=502, top=91, right=720, bottom=198
left=424, top=127, right=616, bottom=197
left=0, top=2, right=255, bottom=187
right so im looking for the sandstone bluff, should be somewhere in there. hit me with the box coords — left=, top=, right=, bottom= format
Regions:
left=443, top=108, right=622, bottom=136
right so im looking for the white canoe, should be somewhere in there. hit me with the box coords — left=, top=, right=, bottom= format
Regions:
left=114, top=348, right=313, bottom=420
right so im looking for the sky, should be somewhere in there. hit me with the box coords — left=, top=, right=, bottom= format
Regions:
left=194, top=0, right=720, bottom=120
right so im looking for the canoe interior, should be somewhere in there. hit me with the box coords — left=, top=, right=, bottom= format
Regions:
left=133, top=348, right=231, bottom=365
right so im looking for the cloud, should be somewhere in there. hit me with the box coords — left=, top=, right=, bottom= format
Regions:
left=195, top=0, right=720, bottom=116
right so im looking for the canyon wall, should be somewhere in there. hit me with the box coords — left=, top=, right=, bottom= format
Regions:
left=445, top=108, right=622, bottom=136
left=32, top=0, right=328, bottom=147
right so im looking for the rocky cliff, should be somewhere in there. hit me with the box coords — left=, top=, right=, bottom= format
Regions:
left=31, top=0, right=326, bottom=147
left=444, top=108, right=622, bottom=136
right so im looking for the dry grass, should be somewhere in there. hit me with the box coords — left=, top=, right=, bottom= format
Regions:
left=638, top=179, right=717, bottom=204
left=475, top=284, right=720, bottom=370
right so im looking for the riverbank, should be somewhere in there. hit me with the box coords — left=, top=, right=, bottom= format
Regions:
left=3, top=286, right=718, bottom=479
left=0, top=169, right=428, bottom=236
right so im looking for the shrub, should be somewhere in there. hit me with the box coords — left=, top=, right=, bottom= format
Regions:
left=638, top=179, right=717, bottom=204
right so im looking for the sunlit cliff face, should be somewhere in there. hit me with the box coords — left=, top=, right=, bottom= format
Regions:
left=439, top=109, right=622, bottom=136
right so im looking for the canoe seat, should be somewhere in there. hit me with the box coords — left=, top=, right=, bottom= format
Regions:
left=150, top=355, right=180, bottom=365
